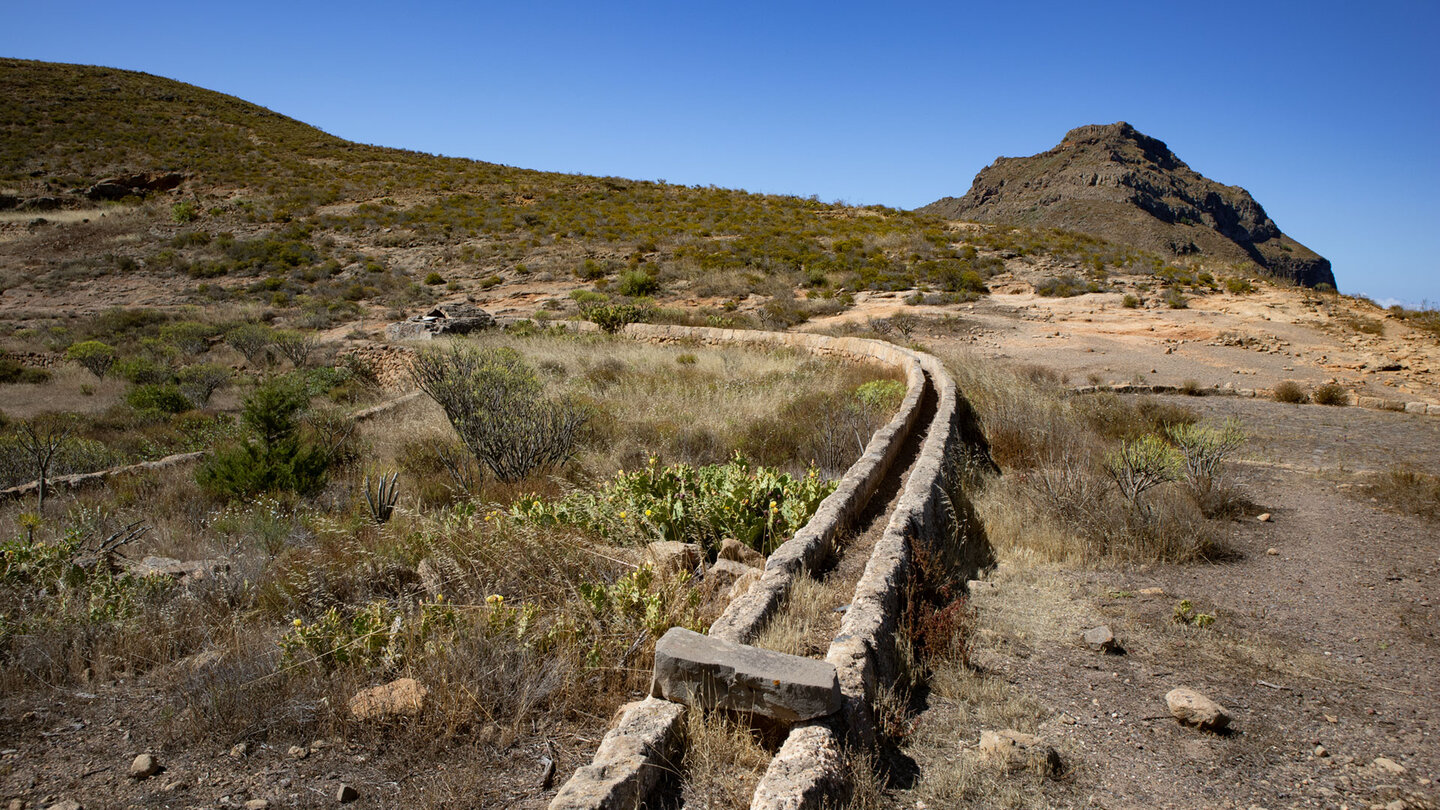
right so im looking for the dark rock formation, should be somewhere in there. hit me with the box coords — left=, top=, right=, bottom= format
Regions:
left=86, top=171, right=184, bottom=201
left=920, top=122, right=1335, bottom=288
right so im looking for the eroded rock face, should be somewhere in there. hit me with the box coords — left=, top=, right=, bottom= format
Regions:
left=919, top=122, right=1336, bottom=288
left=650, top=627, right=841, bottom=724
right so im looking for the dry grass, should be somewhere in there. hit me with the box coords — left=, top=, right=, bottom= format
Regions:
left=753, top=574, right=842, bottom=658
left=680, top=709, right=773, bottom=809
left=1361, top=465, right=1440, bottom=520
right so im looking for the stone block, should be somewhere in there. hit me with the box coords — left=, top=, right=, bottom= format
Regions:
left=651, top=627, right=840, bottom=724
left=719, top=537, right=765, bottom=568
left=549, top=698, right=685, bottom=810
left=644, top=541, right=700, bottom=577
left=1405, top=401, right=1428, bottom=414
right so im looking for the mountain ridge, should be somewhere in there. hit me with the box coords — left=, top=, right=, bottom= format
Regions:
left=919, top=122, right=1336, bottom=289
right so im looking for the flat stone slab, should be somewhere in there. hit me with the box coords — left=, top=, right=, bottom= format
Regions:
left=651, top=627, right=840, bottom=724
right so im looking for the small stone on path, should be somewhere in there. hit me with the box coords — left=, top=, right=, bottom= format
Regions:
left=128, top=753, right=160, bottom=780
left=1314, top=745, right=1328, bottom=757
left=287, top=745, right=309, bottom=759
left=1165, top=687, right=1231, bottom=732
left=336, top=784, right=359, bottom=804
left=1257, top=513, right=1272, bottom=522
left=1266, top=547, right=1279, bottom=556
left=244, top=801, right=269, bottom=810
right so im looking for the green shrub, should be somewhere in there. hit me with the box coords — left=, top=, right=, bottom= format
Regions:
left=1272, top=380, right=1308, bottom=404
left=583, top=302, right=651, bottom=334
left=1164, top=288, right=1189, bottom=309
left=177, top=363, right=232, bottom=407
left=513, top=453, right=834, bottom=555
left=126, top=383, right=192, bottom=415
left=409, top=344, right=591, bottom=483
left=617, top=270, right=660, bottom=297
left=424, top=271, right=446, bottom=285
left=0, top=357, right=50, bottom=385
left=65, top=340, right=117, bottom=378
left=1224, top=277, right=1254, bottom=294
left=1035, top=275, right=1103, bottom=297
left=158, top=321, right=218, bottom=357
left=225, top=323, right=275, bottom=365
left=197, top=379, right=330, bottom=499
left=114, top=355, right=172, bottom=385
left=1122, top=294, right=1140, bottom=309
left=171, top=201, right=198, bottom=223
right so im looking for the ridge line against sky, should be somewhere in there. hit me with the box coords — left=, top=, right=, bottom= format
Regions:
left=4, top=0, right=1437, bottom=304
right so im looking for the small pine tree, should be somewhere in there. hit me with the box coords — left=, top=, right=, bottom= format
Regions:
left=198, top=380, right=329, bottom=499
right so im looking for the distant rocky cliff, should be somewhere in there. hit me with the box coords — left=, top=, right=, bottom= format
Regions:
left=920, top=122, right=1335, bottom=288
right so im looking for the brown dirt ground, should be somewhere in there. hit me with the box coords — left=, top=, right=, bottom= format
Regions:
left=887, top=392, right=1439, bottom=809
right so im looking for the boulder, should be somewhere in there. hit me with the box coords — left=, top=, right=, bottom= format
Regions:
left=644, top=541, right=701, bottom=577
left=978, top=729, right=1063, bottom=776
left=718, top=538, right=765, bottom=568
left=385, top=303, right=495, bottom=341
left=650, top=627, right=840, bottom=724
left=1165, top=687, right=1231, bottom=731
left=349, top=677, right=428, bottom=721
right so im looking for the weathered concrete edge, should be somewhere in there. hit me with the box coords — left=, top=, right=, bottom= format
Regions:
left=548, top=697, right=686, bottom=810
left=1067, top=383, right=1439, bottom=416
left=549, top=324, right=929, bottom=810
left=753, top=352, right=967, bottom=808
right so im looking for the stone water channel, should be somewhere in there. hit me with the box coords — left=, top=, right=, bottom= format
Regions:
left=551, top=325, right=990, bottom=809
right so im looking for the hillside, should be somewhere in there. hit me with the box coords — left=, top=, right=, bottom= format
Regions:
left=0, top=57, right=1012, bottom=324
left=919, top=122, right=1336, bottom=289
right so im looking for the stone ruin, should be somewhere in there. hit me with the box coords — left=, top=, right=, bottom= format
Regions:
left=384, top=303, right=495, bottom=341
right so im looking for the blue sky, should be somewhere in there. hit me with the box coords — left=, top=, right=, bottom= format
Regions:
left=5, top=1, right=1437, bottom=304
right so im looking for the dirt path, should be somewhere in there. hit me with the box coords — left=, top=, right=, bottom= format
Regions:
left=887, top=395, right=1440, bottom=809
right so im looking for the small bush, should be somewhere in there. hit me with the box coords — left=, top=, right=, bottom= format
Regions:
left=1311, top=383, right=1349, bottom=406
left=410, top=344, right=591, bottom=483
left=177, top=363, right=232, bottom=407
left=424, top=272, right=445, bottom=285
left=171, top=201, right=198, bottom=223
left=225, top=323, right=275, bottom=365
left=65, top=340, right=117, bottom=378
left=0, top=357, right=49, bottom=384
left=583, top=302, right=651, bottom=334
left=1164, top=288, right=1189, bottom=309
left=676, top=353, right=698, bottom=365
left=617, top=270, right=660, bottom=297
left=1179, top=379, right=1204, bottom=396
left=1122, top=293, right=1140, bottom=309
left=114, top=355, right=173, bottom=385
left=1225, top=278, right=1254, bottom=294
left=1362, top=466, right=1440, bottom=520
left=126, top=383, right=192, bottom=415
left=1272, top=380, right=1308, bottom=404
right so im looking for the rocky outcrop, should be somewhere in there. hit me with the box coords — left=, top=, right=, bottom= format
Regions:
left=920, top=122, right=1336, bottom=288
left=385, top=303, right=495, bottom=341
left=86, top=171, right=184, bottom=200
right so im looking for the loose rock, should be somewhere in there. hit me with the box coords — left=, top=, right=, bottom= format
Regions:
left=1082, top=624, right=1119, bottom=653
left=1257, top=513, right=1272, bottom=522
left=1373, top=756, right=1406, bottom=774
left=287, top=745, right=309, bottom=759
left=1266, top=547, right=1279, bottom=556
left=128, top=752, right=160, bottom=780
left=718, top=538, right=765, bottom=568
left=979, top=729, right=1063, bottom=776
left=1165, top=687, right=1231, bottom=731
left=229, top=742, right=248, bottom=759
left=244, top=801, right=269, bottom=810
left=349, top=677, right=428, bottom=721
left=644, top=541, right=701, bottom=577
left=336, top=784, right=359, bottom=803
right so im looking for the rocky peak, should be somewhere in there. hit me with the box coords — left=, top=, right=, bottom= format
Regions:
left=921, top=123, right=1335, bottom=288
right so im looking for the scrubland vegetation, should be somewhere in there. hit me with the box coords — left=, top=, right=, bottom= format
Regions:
left=0, top=322, right=910, bottom=803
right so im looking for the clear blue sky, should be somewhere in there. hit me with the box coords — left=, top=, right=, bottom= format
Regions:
left=5, top=1, right=1437, bottom=304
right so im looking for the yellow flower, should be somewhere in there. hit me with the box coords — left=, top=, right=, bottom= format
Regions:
left=619, top=511, right=628, bottom=519
left=486, top=594, right=504, bottom=605
left=292, top=618, right=303, bottom=627
left=435, top=594, right=445, bottom=603
left=644, top=509, right=653, bottom=517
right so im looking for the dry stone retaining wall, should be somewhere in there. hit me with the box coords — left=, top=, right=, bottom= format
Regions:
left=1069, top=382, right=1439, bottom=416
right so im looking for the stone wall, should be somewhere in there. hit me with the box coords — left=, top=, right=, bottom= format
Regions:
left=1067, top=383, right=1440, bottom=417
left=550, top=324, right=976, bottom=810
